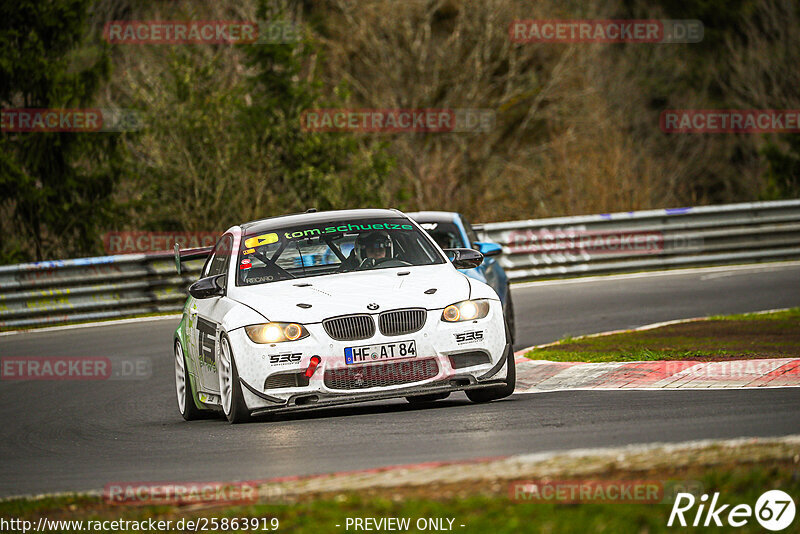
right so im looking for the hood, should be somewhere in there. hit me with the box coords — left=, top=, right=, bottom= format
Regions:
left=227, top=264, right=472, bottom=324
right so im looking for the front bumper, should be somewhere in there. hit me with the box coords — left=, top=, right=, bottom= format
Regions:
left=247, top=360, right=510, bottom=416
left=229, top=301, right=509, bottom=413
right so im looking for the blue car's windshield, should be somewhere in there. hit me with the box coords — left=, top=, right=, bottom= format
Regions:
left=416, top=221, right=466, bottom=249
left=236, top=217, right=445, bottom=286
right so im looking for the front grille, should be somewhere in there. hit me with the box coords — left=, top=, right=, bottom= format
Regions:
left=322, top=314, right=375, bottom=341
left=264, top=372, right=309, bottom=389
left=449, top=351, right=491, bottom=369
left=324, top=359, right=439, bottom=390
left=378, top=308, right=427, bottom=336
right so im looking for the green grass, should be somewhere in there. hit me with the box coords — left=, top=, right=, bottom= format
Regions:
left=707, top=307, right=800, bottom=321
left=529, top=347, right=736, bottom=363
left=1, top=462, right=797, bottom=533
left=525, top=308, right=800, bottom=363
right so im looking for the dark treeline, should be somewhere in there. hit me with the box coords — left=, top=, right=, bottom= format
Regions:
left=1, top=0, right=797, bottom=263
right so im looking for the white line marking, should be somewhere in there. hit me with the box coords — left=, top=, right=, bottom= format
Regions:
left=4, top=262, right=797, bottom=336
left=0, top=314, right=181, bottom=337
left=511, top=260, right=800, bottom=288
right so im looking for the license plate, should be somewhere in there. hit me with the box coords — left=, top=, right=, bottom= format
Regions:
left=344, top=340, right=417, bottom=365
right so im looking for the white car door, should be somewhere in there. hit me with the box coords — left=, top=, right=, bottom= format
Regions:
left=191, top=233, right=236, bottom=394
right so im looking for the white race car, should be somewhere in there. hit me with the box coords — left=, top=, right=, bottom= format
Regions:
left=173, top=209, right=515, bottom=423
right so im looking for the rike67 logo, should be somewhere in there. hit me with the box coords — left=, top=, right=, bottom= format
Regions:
left=668, top=490, right=795, bottom=531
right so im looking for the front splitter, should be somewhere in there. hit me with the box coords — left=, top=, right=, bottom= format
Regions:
left=248, top=378, right=508, bottom=417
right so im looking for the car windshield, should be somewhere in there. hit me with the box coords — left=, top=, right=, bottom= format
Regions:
left=416, top=221, right=466, bottom=249
left=236, top=217, right=446, bottom=286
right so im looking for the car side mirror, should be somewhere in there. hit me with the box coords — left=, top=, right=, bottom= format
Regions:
left=188, top=274, right=225, bottom=299
left=443, top=248, right=484, bottom=269
left=473, top=241, right=502, bottom=257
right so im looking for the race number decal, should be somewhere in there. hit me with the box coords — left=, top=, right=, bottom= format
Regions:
left=196, top=317, right=217, bottom=366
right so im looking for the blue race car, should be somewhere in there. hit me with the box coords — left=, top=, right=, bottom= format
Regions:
left=408, top=211, right=515, bottom=343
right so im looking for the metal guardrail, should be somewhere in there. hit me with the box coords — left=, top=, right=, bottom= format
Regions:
left=1, top=199, right=798, bottom=328
left=0, top=255, right=205, bottom=329
left=475, top=199, right=800, bottom=281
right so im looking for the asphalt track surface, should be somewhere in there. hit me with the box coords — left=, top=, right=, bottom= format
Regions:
left=1, top=263, right=799, bottom=497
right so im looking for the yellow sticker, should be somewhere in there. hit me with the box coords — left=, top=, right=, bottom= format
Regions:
left=243, top=248, right=255, bottom=255
left=244, top=233, right=279, bottom=249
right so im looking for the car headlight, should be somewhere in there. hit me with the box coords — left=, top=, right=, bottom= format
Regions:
left=441, top=299, right=491, bottom=322
left=245, top=322, right=309, bottom=343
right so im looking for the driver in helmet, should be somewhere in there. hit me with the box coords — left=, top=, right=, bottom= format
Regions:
left=340, top=231, right=393, bottom=271
left=360, top=231, right=392, bottom=261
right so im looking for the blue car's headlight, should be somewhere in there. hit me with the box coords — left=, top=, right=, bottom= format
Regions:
left=441, top=299, right=491, bottom=322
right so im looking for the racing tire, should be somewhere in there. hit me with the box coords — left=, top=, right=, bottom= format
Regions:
left=405, top=392, right=451, bottom=404
left=175, top=340, right=204, bottom=421
left=504, top=291, right=516, bottom=345
left=219, top=334, right=251, bottom=424
left=465, top=342, right=516, bottom=404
